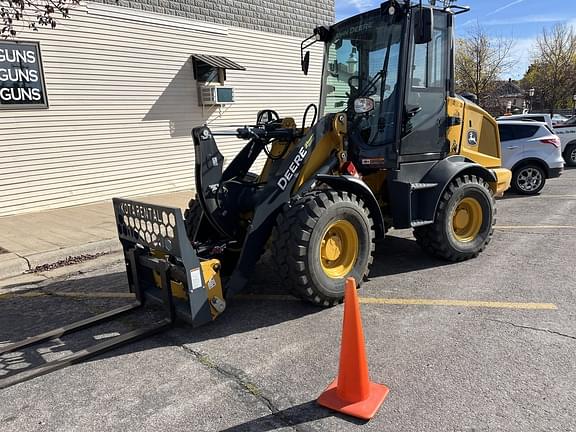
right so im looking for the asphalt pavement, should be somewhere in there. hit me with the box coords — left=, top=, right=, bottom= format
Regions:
left=1, top=169, right=575, bottom=431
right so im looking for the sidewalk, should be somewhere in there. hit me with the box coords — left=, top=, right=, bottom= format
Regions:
left=0, top=191, right=193, bottom=279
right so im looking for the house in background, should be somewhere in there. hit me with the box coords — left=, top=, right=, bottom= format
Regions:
left=0, top=0, right=333, bottom=216
left=493, top=78, right=527, bottom=115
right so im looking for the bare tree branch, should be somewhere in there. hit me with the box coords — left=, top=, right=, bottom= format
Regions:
left=522, top=23, right=576, bottom=112
left=455, top=23, right=515, bottom=107
left=0, top=0, right=79, bottom=37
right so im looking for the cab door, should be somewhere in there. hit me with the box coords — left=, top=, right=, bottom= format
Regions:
left=399, top=10, right=450, bottom=158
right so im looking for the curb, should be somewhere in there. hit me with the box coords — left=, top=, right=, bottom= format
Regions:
left=0, top=238, right=122, bottom=280
left=0, top=254, right=30, bottom=280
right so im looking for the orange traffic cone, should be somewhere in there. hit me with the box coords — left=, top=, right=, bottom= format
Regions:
left=317, top=277, right=389, bottom=420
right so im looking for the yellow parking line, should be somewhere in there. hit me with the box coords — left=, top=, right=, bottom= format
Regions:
left=495, top=225, right=576, bottom=229
left=359, top=297, right=557, bottom=310
left=533, top=194, right=576, bottom=198
left=0, top=291, right=134, bottom=300
left=236, top=294, right=555, bottom=310
left=1, top=292, right=44, bottom=298
left=1, top=291, right=557, bottom=310
left=53, top=292, right=135, bottom=299
left=235, top=294, right=300, bottom=302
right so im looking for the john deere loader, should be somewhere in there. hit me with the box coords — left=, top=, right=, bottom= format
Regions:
left=179, top=0, right=512, bottom=308
left=123, top=0, right=513, bottom=316
left=0, top=1, right=512, bottom=388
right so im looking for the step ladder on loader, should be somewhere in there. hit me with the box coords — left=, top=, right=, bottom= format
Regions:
left=0, top=198, right=221, bottom=389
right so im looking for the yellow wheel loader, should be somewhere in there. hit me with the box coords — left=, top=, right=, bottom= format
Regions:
left=181, top=0, right=511, bottom=307
left=0, top=1, right=511, bottom=389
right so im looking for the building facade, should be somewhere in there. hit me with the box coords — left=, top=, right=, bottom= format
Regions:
left=0, top=0, right=333, bottom=216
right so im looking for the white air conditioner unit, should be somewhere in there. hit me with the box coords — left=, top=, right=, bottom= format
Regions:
left=199, top=86, right=235, bottom=105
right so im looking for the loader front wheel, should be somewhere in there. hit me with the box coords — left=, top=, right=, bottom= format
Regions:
left=271, top=190, right=375, bottom=306
left=414, top=175, right=495, bottom=262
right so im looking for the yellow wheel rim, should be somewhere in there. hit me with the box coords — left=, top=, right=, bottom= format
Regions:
left=452, top=197, right=483, bottom=242
left=320, top=220, right=359, bottom=278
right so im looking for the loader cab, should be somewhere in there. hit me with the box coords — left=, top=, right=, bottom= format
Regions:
left=317, top=3, right=452, bottom=171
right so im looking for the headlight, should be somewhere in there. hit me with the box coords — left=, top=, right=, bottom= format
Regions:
left=354, top=97, right=375, bottom=114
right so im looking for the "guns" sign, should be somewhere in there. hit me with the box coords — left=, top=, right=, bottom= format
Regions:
left=0, top=40, right=48, bottom=109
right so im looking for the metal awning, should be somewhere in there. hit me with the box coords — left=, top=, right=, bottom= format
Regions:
left=192, top=54, right=246, bottom=71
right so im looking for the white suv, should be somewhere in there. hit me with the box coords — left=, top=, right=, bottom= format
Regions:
left=497, top=121, right=564, bottom=195
left=498, top=114, right=576, bottom=165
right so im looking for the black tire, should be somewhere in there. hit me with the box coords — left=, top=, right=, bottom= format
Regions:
left=564, top=144, right=576, bottom=167
left=271, top=189, right=375, bottom=307
left=414, top=175, right=495, bottom=262
left=511, top=164, right=546, bottom=195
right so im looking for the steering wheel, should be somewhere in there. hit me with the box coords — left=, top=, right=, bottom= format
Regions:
left=256, top=109, right=280, bottom=126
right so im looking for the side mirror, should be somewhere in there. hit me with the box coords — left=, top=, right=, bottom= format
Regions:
left=302, top=51, right=310, bottom=75
left=414, top=6, right=433, bottom=45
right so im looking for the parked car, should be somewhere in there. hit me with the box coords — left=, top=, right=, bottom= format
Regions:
left=552, top=115, right=576, bottom=166
left=551, top=113, right=569, bottom=126
left=498, top=113, right=576, bottom=165
left=497, top=113, right=553, bottom=128
left=497, top=120, right=564, bottom=195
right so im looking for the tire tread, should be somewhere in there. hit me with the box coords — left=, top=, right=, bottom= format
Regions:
left=271, top=189, right=375, bottom=306
left=414, top=175, right=496, bottom=262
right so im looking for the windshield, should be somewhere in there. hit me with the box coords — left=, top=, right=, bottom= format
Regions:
left=320, top=12, right=403, bottom=146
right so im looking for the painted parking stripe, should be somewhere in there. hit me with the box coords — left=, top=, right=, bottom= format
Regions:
left=1, top=291, right=557, bottom=310
left=236, top=294, right=556, bottom=310
left=0, top=291, right=134, bottom=299
left=528, top=194, right=576, bottom=198
left=53, top=292, right=134, bottom=298
left=235, top=294, right=300, bottom=302
left=495, top=225, right=576, bottom=229
left=359, top=297, right=557, bottom=310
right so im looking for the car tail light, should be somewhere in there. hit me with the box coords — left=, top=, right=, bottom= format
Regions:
left=540, top=137, right=561, bottom=148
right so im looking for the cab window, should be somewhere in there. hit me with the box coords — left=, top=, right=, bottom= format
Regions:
left=401, top=10, right=449, bottom=155
left=405, top=12, right=448, bottom=132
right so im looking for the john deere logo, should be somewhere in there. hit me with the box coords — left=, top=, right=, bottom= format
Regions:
left=467, top=130, right=478, bottom=146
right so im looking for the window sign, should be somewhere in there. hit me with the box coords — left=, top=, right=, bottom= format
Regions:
left=0, top=41, right=48, bottom=109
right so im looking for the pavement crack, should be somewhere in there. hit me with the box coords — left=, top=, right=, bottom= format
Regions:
left=180, top=345, right=310, bottom=432
left=487, top=319, right=576, bottom=340
left=13, top=253, right=31, bottom=271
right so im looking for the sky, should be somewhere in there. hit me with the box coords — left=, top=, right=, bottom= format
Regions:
left=335, top=0, right=576, bottom=79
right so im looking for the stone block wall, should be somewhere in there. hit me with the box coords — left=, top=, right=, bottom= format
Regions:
left=97, top=0, right=335, bottom=37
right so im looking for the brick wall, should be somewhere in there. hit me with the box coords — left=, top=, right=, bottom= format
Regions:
left=96, top=0, right=335, bottom=37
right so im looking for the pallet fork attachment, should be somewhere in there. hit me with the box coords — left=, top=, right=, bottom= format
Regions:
left=0, top=199, right=215, bottom=389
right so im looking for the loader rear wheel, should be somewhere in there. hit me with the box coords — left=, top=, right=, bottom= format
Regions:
left=271, top=190, right=375, bottom=306
left=414, top=175, right=495, bottom=262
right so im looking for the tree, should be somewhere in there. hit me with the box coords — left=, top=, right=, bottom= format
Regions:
left=521, top=24, right=576, bottom=113
left=455, top=24, right=515, bottom=107
left=1, top=0, right=79, bottom=38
